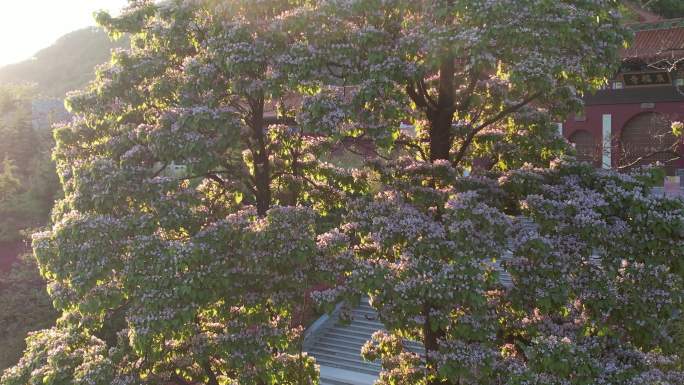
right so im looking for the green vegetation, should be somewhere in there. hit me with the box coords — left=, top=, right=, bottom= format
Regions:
left=0, top=27, right=126, bottom=98
left=621, top=1, right=684, bottom=23
left=645, top=0, right=684, bottom=18
left=0, top=253, right=58, bottom=372
left=0, top=87, right=60, bottom=373
left=0, top=26, right=122, bottom=374
left=0, top=87, right=60, bottom=243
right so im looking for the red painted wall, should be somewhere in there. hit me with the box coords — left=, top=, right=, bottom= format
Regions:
left=563, top=101, right=684, bottom=170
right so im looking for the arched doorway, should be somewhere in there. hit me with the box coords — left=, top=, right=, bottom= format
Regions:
left=619, top=113, right=679, bottom=175
left=569, top=130, right=598, bottom=165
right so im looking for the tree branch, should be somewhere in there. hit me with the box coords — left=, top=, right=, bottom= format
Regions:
left=618, top=154, right=680, bottom=171
left=396, top=138, right=428, bottom=162
left=617, top=142, right=681, bottom=171
left=264, top=116, right=297, bottom=126
left=202, top=361, right=220, bottom=385
left=406, top=82, right=430, bottom=110
left=151, top=162, right=168, bottom=178
left=214, top=176, right=238, bottom=193
left=418, top=79, right=438, bottom=110
left=171, top=375, right=192, bottom=385
left=474, top=92, right=542, bottom=133
left=452, top=92, right=541, bottom=166
left=454, top=73, right=480, bottom=113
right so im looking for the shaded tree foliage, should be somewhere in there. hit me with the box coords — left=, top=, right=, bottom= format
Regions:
left=638, top=0, right=684, bottom=18
left=0, top=87, right=60, bottom=243
left=0, top=254, right=58, bottom=372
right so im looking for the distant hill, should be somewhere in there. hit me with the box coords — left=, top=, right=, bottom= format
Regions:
left=0, top=27, right=126, bottom=98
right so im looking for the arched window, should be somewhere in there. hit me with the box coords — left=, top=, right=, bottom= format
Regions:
left=620, top=113, right=679, bottom=175
left=568, top=130, right=598, bottom=165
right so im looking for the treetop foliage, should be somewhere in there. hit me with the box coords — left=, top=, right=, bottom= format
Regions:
left=287, top=0, right=628, bottom=164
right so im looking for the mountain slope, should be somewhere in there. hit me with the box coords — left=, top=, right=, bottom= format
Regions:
left=0, top=27, right=126, bottom=98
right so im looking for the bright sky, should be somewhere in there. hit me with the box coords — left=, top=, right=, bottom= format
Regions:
left=0, top=1, right=129, bottom=67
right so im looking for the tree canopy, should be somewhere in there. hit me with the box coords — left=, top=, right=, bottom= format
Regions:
left=344, top=159, right=684, bottom=384
left=291, top=0, right=627, bottom=168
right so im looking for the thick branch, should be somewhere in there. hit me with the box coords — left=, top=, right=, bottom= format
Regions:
left=207, top=173, right=228, bottom=187
left=474, top=92, right=542, bottom=133
left=452, top=92, right=541, bottom=166
left=248, top=94, right=271, bottom=217
left=418, top=79, right=438, bottom=110
left=406, top=82, right=430, bottom=110
left=171, top=375, right=192, bottom=385
left=202, top=361, right=220, bottom=385
left=264, top=115, right=297, bottom=126
left=151, top=162, right=168, bottom=178
left=396, top=138, right=428, bottom=162
left=437, top=59, right=456, bottom=110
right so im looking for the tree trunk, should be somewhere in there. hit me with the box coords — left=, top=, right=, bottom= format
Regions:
left=423, top=303, right=450, bottom=385
left=429, top=109, right=454, bottom=162
left=429, top=56, right=456, bottom=163
left=251, top=98, right=271, bottom=217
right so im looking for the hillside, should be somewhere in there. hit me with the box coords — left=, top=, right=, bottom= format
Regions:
left=0, top=27, right=126, bottom=98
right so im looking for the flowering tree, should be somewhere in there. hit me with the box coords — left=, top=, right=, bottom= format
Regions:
left=291, top=0, right=628, bottom=169
left=1, top=1, right=364, bottom=384
left=322, top=159, right=684, bottom=384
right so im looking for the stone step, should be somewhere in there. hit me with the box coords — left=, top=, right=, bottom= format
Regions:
left=342, top=317, right=384, bottom=329
left=336, top=324, right=383, bottom=336
left=315, top=359, right=380, bottom=377
left=309, top=345, right=374, bottom=363
left=321, top=379, right=357, bottom=385
left=319, top=366, right=377, bottom=385
left=322, top=330, right=377, bottom=344
left=309, top=349, right=381, bottom=371
left=314, top=337, right=366, bottom=351
left=323, top=326, right=383, bottom=340
left=351, top=308, right=379, bottom=318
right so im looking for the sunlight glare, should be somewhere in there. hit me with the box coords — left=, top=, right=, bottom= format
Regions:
left=0, top=0, right=128, bottom=67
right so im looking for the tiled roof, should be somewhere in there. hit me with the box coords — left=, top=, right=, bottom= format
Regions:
left=622, top=19, right=684, bottom=61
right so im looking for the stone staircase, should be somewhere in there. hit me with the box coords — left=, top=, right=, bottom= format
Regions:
left=305, top=299, right=383, bottom=385
left=305, top=299, right=423, bottom=385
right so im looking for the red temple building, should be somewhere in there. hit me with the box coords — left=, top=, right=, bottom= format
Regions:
left=563, top=18, right=684, bottom=179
